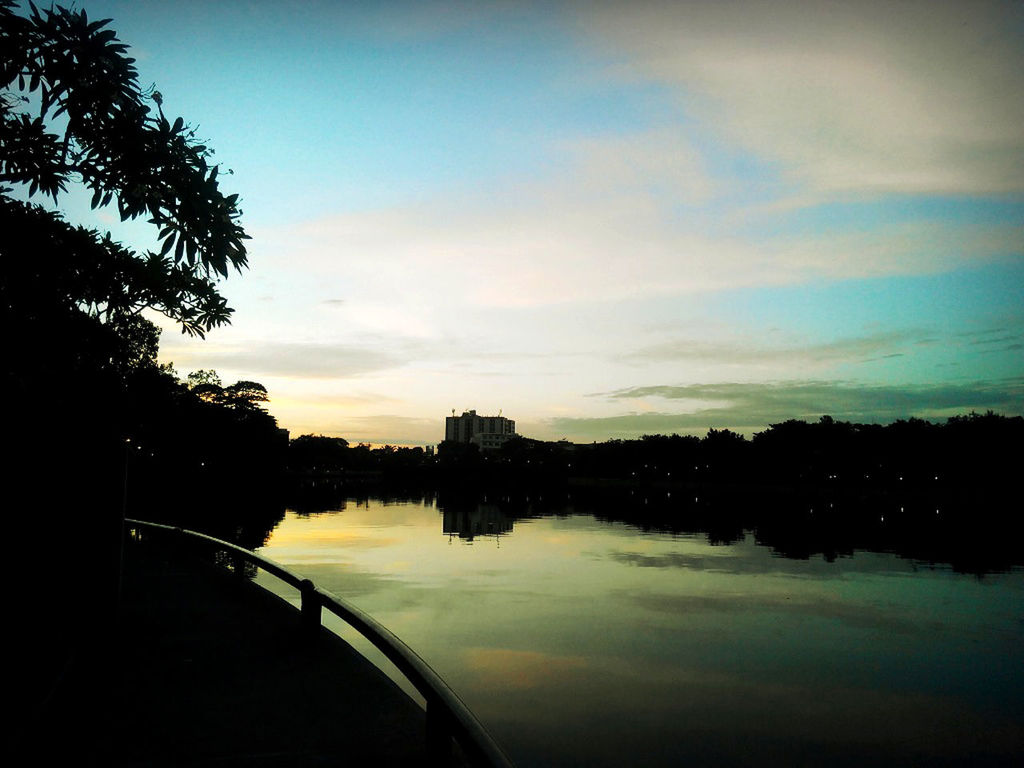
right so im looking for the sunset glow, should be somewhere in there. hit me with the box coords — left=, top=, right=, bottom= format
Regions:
left=52, top=1, right=1023, bottom=443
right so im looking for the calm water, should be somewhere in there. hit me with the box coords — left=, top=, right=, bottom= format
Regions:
left=257, top=497, right=1023, bottom=767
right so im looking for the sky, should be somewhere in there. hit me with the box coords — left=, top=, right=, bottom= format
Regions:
left=35, top=0, right=1024, bottom=444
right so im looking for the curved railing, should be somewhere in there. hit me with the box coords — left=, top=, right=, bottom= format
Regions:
left=125, top=518, right=515, bottom=768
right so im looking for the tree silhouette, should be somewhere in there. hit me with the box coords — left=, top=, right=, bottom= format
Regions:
left=3, top=3, right=264, bottom=711
left=1, top=0, right=248, bottom=339
left=223, top=380, right=270, bottom=411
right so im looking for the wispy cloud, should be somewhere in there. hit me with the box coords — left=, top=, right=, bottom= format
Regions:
left=605, top=549, right=916, bottom=578
left=160, top=340, right=411, bottom=379
left=325, top=414, right=441, bottom=445
left=137, top=1, right=1023, bottom=442
left=961, top=328, right=1024, bottom=353
left=463, top=648, right=588, bottom=692
left=624, top=329, right=932, bottom=367
left=548, top=378, right=1024, bottom=439
left=267, top=184, right=1020, bottom=321
left=578, top=0, right=1024, bottom=198
left=617, top=588, right=940, bottom=634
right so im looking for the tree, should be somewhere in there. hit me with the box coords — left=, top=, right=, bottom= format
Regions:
left=1, top=0, right=248, bottom=339
left=288, top=435, right=351, bottom=473
left=223, top=380, right=269, bottom=411
left=186, top=369, right=223, bottom=389
left=2, top=3, right=259, bottom=692
left=186, top=368, right=224, bottom=403
left=183, top=371, right=269, bottom=411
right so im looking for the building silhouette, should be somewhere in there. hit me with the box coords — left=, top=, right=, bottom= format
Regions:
left=445, top=409, right=516, bottom=451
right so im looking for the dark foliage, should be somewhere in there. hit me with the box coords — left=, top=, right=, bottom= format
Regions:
left=1, top=0, right=247, bottom=337
left=288, top=434, right=351, bottom=473
left=122, top=366, right=286, bottom=540
left=288, top=434, right=428, bottom=477
left=293, top=413, right=1021, bottom=572
left=2, top=4, right=278, bottom=723
left=296, top=413, right=1020, bottom=500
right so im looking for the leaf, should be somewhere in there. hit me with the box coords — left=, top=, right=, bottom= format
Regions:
left=172, top=116, right=183, bottom=133
left=91, top=188, right=102, bottom=209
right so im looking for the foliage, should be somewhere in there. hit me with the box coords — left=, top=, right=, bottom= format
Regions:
left=288, top=435, right=351, bottom=472
left=223, top=380, right=269, bottom=410
left=122, top=366, right=284, bottom=525
left=183, top=370, right=269, bottom=411
left=2, top=2, right=285, bottom=568
left=0, top=0, right=248, bottom=337
left=0, top=197, right=231, bottom=350
left=186, top=369, right=222, bottom=389
left=424, top=413, right=1021, bottom=492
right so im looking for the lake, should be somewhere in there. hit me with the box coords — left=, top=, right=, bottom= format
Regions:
left=256, top=494, right=1023, bottom=767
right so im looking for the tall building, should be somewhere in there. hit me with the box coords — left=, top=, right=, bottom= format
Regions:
left=444, top=409, right=516, bottom=450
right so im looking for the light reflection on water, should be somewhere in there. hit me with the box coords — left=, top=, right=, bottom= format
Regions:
left=258, top=498, right=1023, bottom=767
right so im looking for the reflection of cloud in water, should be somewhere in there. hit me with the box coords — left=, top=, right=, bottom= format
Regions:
left=261, top=530, right=400, bottom=555
left=576, top=657, right=1020, bottom=757
left=277, top=562, right=405, bottom=601
left=617, top=589, right=942, bottom=634
left=464, top=648, right=588, bottom=691
left=476, top=652, right=1022, bottom=765
left=606, top=547, right=919, bottom=577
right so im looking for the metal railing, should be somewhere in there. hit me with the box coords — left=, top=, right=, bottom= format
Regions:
left=125, top=518, right=515, bottom=768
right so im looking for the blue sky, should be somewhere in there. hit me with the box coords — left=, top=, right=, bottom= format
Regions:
left=30, top=0, right=1024, bottom=443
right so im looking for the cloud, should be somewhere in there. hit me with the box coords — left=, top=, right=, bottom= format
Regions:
left=605, top=548, right=922, bottom=578
left=160, top=340, right=409, bottom=379
left=616, top=588, right=940, bottom=635
left=577, top=0, right=1024, bottom=198
left=463, top=648, right=588, bottom=691
left=322, top=414, right=441, bottom=445
left=961, top=327, right=1024, bottom=353
left=272, top=177, right=1020, bottom=317
left=268, top=130, right=746, bottom=308
left=557, top=128, right=717, bottom=206
left=624, top=329, right=932, bottom=367
left=549, top=377, right=1024, bottom=439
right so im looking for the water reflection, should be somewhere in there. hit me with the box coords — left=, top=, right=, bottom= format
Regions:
left=261, top=495, right=1024, bottom=768
left=443, top=503, right=514, bottom=543
left=428, top=485, right=1024, bottom=574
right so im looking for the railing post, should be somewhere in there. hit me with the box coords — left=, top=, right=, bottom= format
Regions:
left=299, top=579, right=321, bottom=637
left=232, top=550, right=247, bottom=578
left=124, top=519, right=514, bottom=767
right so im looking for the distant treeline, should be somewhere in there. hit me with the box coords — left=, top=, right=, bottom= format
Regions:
left=120, top=368, right=288, bottom=540
left=279, top=414, right=1024, bottom=574
left=284, top=462, right=1023, bottom=575
left=288, top=412, right=1020, bottom=498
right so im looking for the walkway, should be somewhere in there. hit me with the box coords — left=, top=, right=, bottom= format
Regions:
left=32, top=534, right=435, bottom=766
